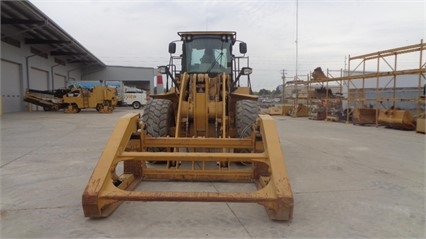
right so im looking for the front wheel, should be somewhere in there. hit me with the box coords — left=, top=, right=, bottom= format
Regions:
left=142, top=99, right=173, bottom=164
left=235, top=100, right=259, bottom=165
left=236, top=100, right=259, bottom=138
left=132, top=101, right=141, bottom=109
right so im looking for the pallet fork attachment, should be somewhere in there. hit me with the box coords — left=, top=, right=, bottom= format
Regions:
left=82, top=113, right=293, bottom=221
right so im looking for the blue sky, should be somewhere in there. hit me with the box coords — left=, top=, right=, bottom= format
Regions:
left=30, top=0, right=425, bottom=90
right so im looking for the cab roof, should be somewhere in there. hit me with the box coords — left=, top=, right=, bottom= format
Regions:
left=178, top=31, right=236, bottom=37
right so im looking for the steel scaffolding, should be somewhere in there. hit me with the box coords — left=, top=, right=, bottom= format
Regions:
left=304, top=40, right=426, bottom=125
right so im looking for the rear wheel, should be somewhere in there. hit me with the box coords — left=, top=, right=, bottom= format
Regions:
left=71, top=103, right=80, bottom=113
left=235, top=100, right=259, bottom=165
left=142, top=99, right=173, bottom=164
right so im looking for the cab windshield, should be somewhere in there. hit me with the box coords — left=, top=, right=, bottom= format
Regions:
left=183, top=37, right=232, bottom=74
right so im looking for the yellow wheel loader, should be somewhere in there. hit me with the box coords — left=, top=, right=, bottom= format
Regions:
left=82, top=31, right=293, bottom=220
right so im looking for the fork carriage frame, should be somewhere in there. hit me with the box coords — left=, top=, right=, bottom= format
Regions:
left=82, top=113, right=293, bottom=220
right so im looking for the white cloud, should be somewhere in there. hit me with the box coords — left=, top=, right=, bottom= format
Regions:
left=30, top=0, right=425, bottom=90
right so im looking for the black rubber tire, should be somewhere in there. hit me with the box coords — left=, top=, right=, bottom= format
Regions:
left=235, top=100, right=259, bottom=165
left=132, top=101, right=141, bottom=109
left=236, top=100, right=259, bottom=138
left=142, top=99, right=172, bottom=137
left=142, top=99, right=173, bottom=164
left=72, top=104, right=81, bottom=113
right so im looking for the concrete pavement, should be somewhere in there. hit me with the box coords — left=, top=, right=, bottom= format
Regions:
left=1, top=108, right=424, bottom=238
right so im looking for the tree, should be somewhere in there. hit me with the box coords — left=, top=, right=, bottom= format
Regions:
left=272, top=86, right=281, bottom=96
left=259, top=88, right=272, bottom=96
left=275, top=86, right=281, bottom=94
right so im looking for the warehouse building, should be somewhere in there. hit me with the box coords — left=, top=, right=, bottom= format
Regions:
left=1, top=1, right=154, bottom=114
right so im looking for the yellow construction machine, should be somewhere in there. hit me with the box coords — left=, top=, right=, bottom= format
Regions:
left=82, top=31, right=293, bottom=220
left=24, top=85, right=117, bottom=113
left=63, top=85, right=117, bottom=113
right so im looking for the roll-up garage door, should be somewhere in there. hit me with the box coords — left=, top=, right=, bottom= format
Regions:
left=54, top=74, right=66, bottom=89
left=1, top=60, right=22, bottom=113
left=30, top=67, right=49, bottom=90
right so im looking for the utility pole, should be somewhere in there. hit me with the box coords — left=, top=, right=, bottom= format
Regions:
left=281, top=69, right=287, bottom=104
left=295, top=0, right=299, bottom=79
left=294, top=0, right=299, bottom=115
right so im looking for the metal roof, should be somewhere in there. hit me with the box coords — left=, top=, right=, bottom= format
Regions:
left=1, top=0, right=105, bottom=67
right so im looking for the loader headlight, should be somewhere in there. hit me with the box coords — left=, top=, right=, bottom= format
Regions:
left=241, top=67, right=252, bottom=75
left=158, top=66, right=168, bottom=74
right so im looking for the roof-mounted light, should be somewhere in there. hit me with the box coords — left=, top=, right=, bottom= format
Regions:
left=181, top=35, right=193, bottom=42
left=221, top=35, right=232, bottom=42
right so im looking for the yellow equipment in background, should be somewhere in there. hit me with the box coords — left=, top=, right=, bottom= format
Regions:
left=63, top=85, right=117, bottom=113
left=23, top=85, right=117, bottom=113
left=378, top=109, right=416, bottom=130
left=352, top=107, right=377, bottom=125
left=289, top=103, right=309, bottom=117
left=82, top=31, right=293, bottom=221
left=416, top=113, right=425, bottom=133
left=268, top=104, right=293, bottom=116
left=23, top=88, right=66, bottom=111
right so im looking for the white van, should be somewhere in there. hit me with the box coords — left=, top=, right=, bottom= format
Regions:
left=122, top=86, right=148, bottom=109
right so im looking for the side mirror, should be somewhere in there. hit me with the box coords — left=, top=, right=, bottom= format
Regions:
left=168, top=42, right=176, bottom=54
left=241, top=67, right=252, bottom=75
left=239, top=42, right=247, bottom=54
left=158, top=66, right=168, bottom=74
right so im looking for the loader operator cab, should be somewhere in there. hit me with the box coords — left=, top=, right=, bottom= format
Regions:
left=184, top=37, right=231, bottom=73
left=171, top=32, right=233, bottom=73
left=162, top=31, right=251, bottom=91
